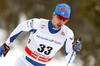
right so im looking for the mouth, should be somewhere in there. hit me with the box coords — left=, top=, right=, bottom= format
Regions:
left=57, top=24, right=62, bottom=28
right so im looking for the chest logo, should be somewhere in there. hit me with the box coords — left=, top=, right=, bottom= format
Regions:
left=61, top=31, right=65, bottom=36
left=41, top=25, right=46, bottom=29
left=36, top=35, right=62, bottom=44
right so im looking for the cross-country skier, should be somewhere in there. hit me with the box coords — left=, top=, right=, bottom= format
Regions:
left=0, top=3, right=82, bottom=66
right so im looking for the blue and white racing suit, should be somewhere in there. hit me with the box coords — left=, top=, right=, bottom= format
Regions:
left=5, top=18, right=76, bottom=66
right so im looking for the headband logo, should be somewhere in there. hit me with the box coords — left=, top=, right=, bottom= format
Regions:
left=60, top=7, right=67, bottom=12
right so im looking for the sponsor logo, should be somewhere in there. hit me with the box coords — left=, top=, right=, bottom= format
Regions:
left=61, top=31, right=65, bottom=36
left=70, top=37, right=73, bottom=40
left=41, top=25, right=46, bottom=29
left=30, top=20, right=34, bottom=29
left=61, top=12, right=65, bottom=15
left=60, top=7, right=68, bottom=12
left=25, top=46, right=52, bottom=62
left=34, top=51, right=49, bottom=58
left=50, top=40, right=55, bottom=42
left=27, top=20, right=34, bottom=28
left=52, top=27, right=58, bottom=30
left=36, top=35, right=62, bottom=44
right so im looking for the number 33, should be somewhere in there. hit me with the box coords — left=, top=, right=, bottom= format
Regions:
left=37, top=44, right=53, bottom=55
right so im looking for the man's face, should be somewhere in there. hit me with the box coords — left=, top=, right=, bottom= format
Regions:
left=52, top=15, right=68, bottom=29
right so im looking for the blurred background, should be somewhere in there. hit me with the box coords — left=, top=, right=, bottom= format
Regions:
left=0, top=0, right=100, bottom=66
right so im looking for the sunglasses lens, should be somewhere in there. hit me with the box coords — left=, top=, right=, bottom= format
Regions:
left=57, top=15, right=68, bottom=22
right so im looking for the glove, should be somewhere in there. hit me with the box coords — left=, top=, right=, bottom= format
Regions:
left=72, top=37, right=82, bottom=51
left=0, top=43, right=10, bottom=57
left=72, top=41, right=82, bottom=51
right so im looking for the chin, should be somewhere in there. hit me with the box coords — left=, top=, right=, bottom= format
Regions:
left=57, top=27, right=61, bottom=29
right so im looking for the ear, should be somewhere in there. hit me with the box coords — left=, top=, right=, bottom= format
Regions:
left=52, top=15, right=54, bottom=18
